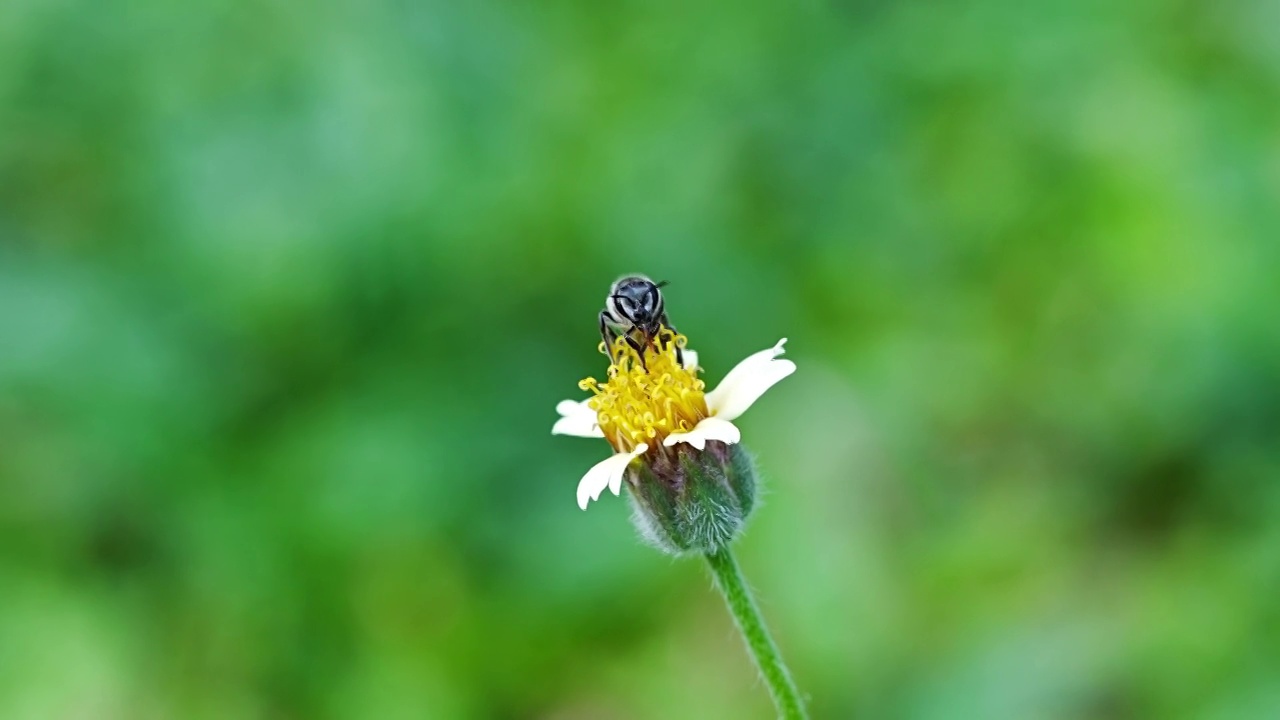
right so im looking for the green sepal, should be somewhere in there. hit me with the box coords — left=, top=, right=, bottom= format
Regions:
left=625, top=441, right=760, bottom=556
left=628, top=460, right=687, bottom=554
left=727, top=443, right=757, bottom=519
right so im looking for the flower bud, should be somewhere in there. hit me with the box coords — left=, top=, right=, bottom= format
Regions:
left=625, top=441, right=759, bottom=555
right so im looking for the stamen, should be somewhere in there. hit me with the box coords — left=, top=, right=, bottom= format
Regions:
left=580, top=327, right=708, bottom=453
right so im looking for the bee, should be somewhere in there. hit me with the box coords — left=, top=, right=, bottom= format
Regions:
left=599, top=274, right=683, bottom=368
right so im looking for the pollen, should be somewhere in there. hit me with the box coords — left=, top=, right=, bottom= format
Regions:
left=579, top=328, right=708, bottom=453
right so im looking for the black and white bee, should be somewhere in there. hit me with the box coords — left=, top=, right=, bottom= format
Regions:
left=599, top=274, right=682, bottom=368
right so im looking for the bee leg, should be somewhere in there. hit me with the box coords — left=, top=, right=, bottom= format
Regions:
left=624, top=335, right=649, bottom=370
left=598, top=311, right=612, bottom=356
left=659, top=316, right=685, bottom=368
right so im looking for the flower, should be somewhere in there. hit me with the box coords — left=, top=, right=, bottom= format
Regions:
left=553, top=329, right=795, bottom=510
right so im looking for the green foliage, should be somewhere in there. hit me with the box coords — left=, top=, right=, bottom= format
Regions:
left=2, top=0, right=1279, bottom=717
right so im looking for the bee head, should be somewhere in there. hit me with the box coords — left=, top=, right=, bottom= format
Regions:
left=609, top=275, right=667, bottom=327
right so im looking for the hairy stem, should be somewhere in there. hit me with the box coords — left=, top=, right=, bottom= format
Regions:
left=705, top=548, right=808, bottom=719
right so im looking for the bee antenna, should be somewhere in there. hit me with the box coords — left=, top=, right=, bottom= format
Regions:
left=655, top=280, right=670, bottom=288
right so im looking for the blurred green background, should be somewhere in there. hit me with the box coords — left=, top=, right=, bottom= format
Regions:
left=2, top=0, right=1279, bottom=718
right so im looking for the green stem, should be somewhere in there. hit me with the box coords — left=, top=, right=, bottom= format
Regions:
left=705, top=548, right=808, bottom=719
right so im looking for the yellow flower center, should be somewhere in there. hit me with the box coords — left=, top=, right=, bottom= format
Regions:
left=579, top=328, right=709, bottom=453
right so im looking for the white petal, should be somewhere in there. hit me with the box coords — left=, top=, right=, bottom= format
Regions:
left=576, top=444, right=648, bottom=510
left=682, top=349, right=699, bottom=372
left=610, top=445, right=646, bottom=495
left=555, top=399, right=585, bottom=416
left=705, top=339, right=789, bottom=409
left=662, top=416, right=741, bottom=451
left=552, top=398, right=604, bottom=438
left=704, top=338, right=796, bottom=422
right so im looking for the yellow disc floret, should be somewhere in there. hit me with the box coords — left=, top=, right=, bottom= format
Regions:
left=579, top=328, right=709, bottom=453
